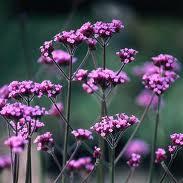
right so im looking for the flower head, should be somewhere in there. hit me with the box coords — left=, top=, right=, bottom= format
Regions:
left=48, top=102, right=64, bottom=117
left=168, top=145, right=177, bottom=154
left=34, top=132, right=54, bottom=151
left=0, top=98, right=7, bottom=110
left=40, top=40, right=54, bottom=59
left=73, top=69, right=88, bottom=81
left=116, top=48, right=138, bottom=64
left=78, top=22, right=94, bottom=38
left=170, top=133, right=183, bottom=147
left=127, top=153, right=141, bottom=168
left=0, top=155, right=11, bottom=171
left=4, top=135, right=27, bottom=153
left=93, top=146, right=101, bottom=159
left=155, top=148, right=166, bottom=163
left=85, top=38, right=97, bottom=50
left=71, top=129, right=93, bottom=141
left=0, top=85, right=9, bottom=99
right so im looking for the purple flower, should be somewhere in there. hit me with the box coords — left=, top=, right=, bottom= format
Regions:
left=142, top=70, right=178, bottom=95
left=170, top=133, right=183, bottom=147
left=82, top=80, right=99, bottom=94
left=116, top=48, right=138, bottom=64
left=71, top=129, right=93, bottom=141
left=168, top=145, right=177, bottom=154
left=124, top=139, right=149, bottom=158
left=48, top=102, right=64, bottom=117
left=73, top=69, right=88, bottom=81
left=34, top=132, right=54, bottom=151
left=155, top=148, right=167, bottom=163
left=152, top=54, right=178, bottom=70
left=0, top=98, right=7, bottom=110
left=4, top=135, right=27, bottom=153
left=91, top=113, right=139, bottom=138
left=78, top=22, right=94, bottom=38
left=85, top=38, right=97, bottom=50
left=127, top=153, right=141, bottom=168
left=40, top=40, right=54, bottom=60
left=0, top=85, right=9, bottom=99
left=0, top=155, right=11, bottom=171
left=93, top=146, right=101, bottom=159
left=135, top=89, right=164, bottom=109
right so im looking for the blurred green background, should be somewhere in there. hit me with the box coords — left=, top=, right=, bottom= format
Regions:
left=0, top=0, right=183, bottom=181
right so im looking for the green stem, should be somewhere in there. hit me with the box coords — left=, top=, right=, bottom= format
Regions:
left=148, top=96, right=161, bottom=183
left=102, top=43, right=106, bottom=69
left=62, top=53, right=73, bottom=182
left=50, top=151, right=62, bottom=172
left=114, top=93, right=155, bottom=165
left=110, top=148, right=115, bottom=183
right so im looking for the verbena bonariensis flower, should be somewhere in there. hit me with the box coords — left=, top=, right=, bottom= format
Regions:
left=40, top=40, right=54, bottom=59
left=78, top=22, right=94, bottom=38
left=152, top=54, right=178, bottom=70
left=71, top=129, right=93, bottom=141
left=36, top=80, right=62, bottom=98
left=85, top=38, right=97, bottom=50
left=67, top=157, right=94, bottom=172
left=34, top=132, right=54, bottom=151
left=124, top=139, right=149, bottom=158
left=0, top=155, right=11, bottom=171
left=155, top=148, right=167, bottom=163
left=135, top=89, right=164, bottom=109
left=91, top=113, right=139, bottom=138
left=38, top=49, right=77, bottom=65
left=4, top=135, right=27, bottom=153
left=116, top=48, right=138, bottom=64
left=127, top=153, right=141, bottom=168
left=0, top=98, right=7, bottom=110
left=0, top=102, right=47, bottom=121
left=170, top=133, right=183, bottom=147
left=93, top=146, right=101, bottom=159
left=73, top=69, right=88, bottom=81
left=54, top=30, right=85, bottom=49
left=93, top=20, right=124, bottom=38
left=142, top=70, right=179, bottom=95
left=48, top=102, right=64, bottom=117
left=168, top=145, right=177, bottom=154
left=0, top=85, right=9, bottom=99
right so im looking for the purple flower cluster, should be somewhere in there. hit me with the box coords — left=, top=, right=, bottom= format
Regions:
left=85, top=38, right=97, bottom=50
left=40, top=40, right=54, bottom=59
left=0, top=85, right=9, bottom=99
left=8, top=80, right=62, bottom=99
left=155, top=148, right=167, bottom=163
left=170, top=133, right=183, bottom=147
left=71, top=129, right=93, bottom=141
left=93, top=146, right=101, bottom=159
left=91, top=113, right=139, bottom=137
left=124, top=139, right=149, bottom=158
left=116, top=48, right=138, bottom=64
left=142, top=70, right=178, bottom=95
left=38, top=49, right=77, bottom=65
left=152, top=54, right=178, bottom=70
left=67, top=157, right=94, bottom=172
left=127, top=153, right=141, bottom=168
left=0, top=155, right=11, bottom=171
left=48, top=102, right=64, bottom=117
left=168, top=145, right=177, bottom=154
left=4, top=135, right=27, bottom=153
left=0, top=98, right=7, bottom=110
left=34, top=132, right=54, bottom=151
left=0, top=102, right=47, bottom=121
left=74, top=68, right=129, bottom=93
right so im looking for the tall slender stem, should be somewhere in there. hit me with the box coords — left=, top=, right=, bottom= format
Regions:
left=102, top=44, right=106, bottom=69
left=148, top=96, right=161, bottom=183
left=161, top=162, right=177, bottom=183
left=62, top=52, right=73, bottom=182
left=115, top=93, right=155, bottom=165
left=124, top=168, right=135, bottom=183
left=110, top=147, right=115, bottom=183
left=50, top=151, right=62, bottom=172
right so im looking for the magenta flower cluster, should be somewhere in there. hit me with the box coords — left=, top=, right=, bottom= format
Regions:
left=34, top=132, right=54, bottom=151
left=127, top=153, right=141, bottom=168
left=4, top=135, right=27, bottom=153
left=155, top=148, right=167, bottom=163
left=0, top=85, right=9, bottom=99
left=0, top=98, right=7, bottom=110
left=67, top=157, right=94, bottom=172
left=48, top=102, right=64, bottom=117
left=170, top=133, right=183, bottom=147
left=0, top=155, right=11, bottom=171
left=71, top=129, right=93, bottom=141
left=8, top=80, right=62, bottom=99
left=0, top=102, right=47, bottom=121
left=116, top=48, right=138, bottom=64
left=91, top=113, right=139, bottom=137
left=93, top=146, right=101, bottom=159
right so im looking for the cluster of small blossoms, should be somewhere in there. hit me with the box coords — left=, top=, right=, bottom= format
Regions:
left=8, top=80, right=62, bottom=99
left=124, top=139, right=149, bottom=158
left=67, top=157, right=94, bottom=172
left=116, top=48, right=138, bottom=64
left=155, top=148, right=167, bottom=163
left=85, top=38, right=97, bottom=50
left=142, top=70, right=178, bottom=95
left=0, top=102, right=47, bottom=121
left=168, top=145, right=177, bottom=154
left=71, top=129, right=93, bottom=141
left=93, top=146, right=101, bottom=159
left=0, top=98, right=7, bottom=110
left=93, top=20, right=124, bottom=38
left=74, top=68, right=129, bottom=93
left=135, top=89, right=163, bottom=109
left=34, top=132, right=54, bottom=151
left=48, top=102, right=64, bottom=117
left=127, top=153, right=141, bottom=168
left=4, top=135, right=27, bottom=153
left=91, top=113, right=139, bottom=137
left=40, top=40, right=54, bottom=59
left=0, top=85, right=9, bottom=99
left=152, top=54, right=178, bottom=70
left=170, top=133, right=183, bottom=147
left=0, top=155, right=11, bottom=171
left=38, top=49, right=77, bottom=65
